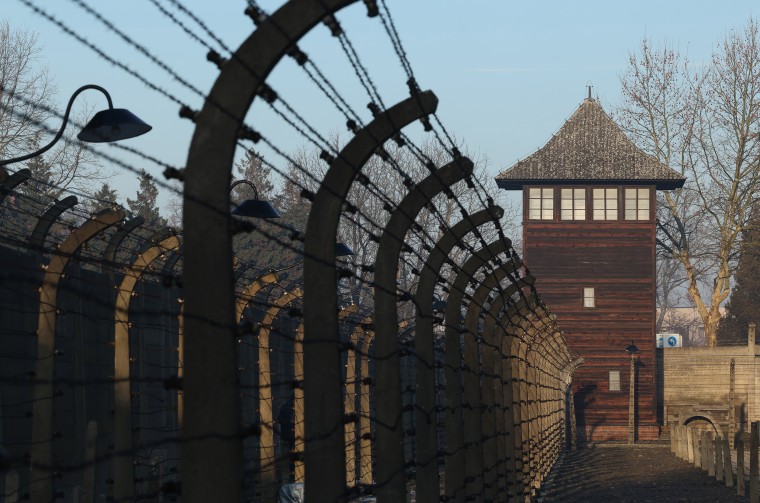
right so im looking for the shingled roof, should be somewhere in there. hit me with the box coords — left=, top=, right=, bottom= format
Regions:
left=496, top=98, right=686, bottom=190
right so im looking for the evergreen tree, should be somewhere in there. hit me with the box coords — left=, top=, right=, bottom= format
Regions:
left=127, top=172, right=166, bottom=226
left=718, top=205, right=760, bottom=343
left=231, top=149, right=274, bottom=205
left=20, top=131, right=53, bottom=195
left=88, top=182, right=119, bottom=214
left=231, top=150, right=290, bottom=280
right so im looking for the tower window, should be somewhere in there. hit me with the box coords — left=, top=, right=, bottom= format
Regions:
left=624, top=187, right=650, bottom=220
left=528, top=187, right=554, bottom=220
left=593, top=188, right=618, bottom=220
left=561, top=188, right=586, bottom=220
left=583, top=287, right=595, bottom=308
left=609, top=370, right=621, bottom=391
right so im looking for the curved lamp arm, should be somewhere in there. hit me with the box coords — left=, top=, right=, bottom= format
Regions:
left=0, top=85, right=114, bottom=167
left=230, top=179, right=260, bottom=200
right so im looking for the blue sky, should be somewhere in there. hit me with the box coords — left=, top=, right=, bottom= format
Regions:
left=3, top=1, right=758, bottom=210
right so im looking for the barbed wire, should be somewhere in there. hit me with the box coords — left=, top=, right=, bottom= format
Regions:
left=2, top=1, right=577, bottom=501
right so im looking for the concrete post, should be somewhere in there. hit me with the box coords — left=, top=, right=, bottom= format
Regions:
left=0, top=168, right=30, bottom=207
left=687, top=427, right=694, bottom=463
left=80, top=421, right=97, bottom=503
left=693, top=428, right=701, bottom=468
left=716, top=433, right=724, bottom=482
left=257, top=288, right=302, bottom=501
left=737, top=438, right=745, bottom=496
left=701, top=430, right=709, bottom=472
left=412, top=205, right=503, bottom=503
left=293, top=321, right=306, bottom=484
left=3, top=471, right=18, bottom=503
left=373, top=157, right=473, bottom=501
left=182, top=2, right=359, bottom=502
left=460, top=264, right=521, bottom=502
left=113, top=233, right=180, bottom=502
left=102, top=217, right=144, bottom=274
left=29, top=209, right=124, bottom=503
left=674, top=426, right=681, bottom=459
left=303, top=92, right=437, bottom=503
left=358, top=326, right=375, bottom=487
left=708, top=432, right=716, bottom=477
left=750, top=422, right=758, bottom=501
left=480, top=277, right=533, bottom=501
left=723, top=434, right=734, bottom=487
left=749, top=323, right=756, bottom=348
left=672, top=426, right=678, bottom=457
left=340, top=305, right=360, bottom=487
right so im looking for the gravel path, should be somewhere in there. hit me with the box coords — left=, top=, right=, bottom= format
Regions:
left=538, top=445, right=749, bottom=502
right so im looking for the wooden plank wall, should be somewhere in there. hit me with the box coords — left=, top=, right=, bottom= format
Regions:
left=524, top=218, right=658, bottom=440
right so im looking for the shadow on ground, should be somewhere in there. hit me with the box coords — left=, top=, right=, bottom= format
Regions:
left=538, top=445, right=748, bottom=503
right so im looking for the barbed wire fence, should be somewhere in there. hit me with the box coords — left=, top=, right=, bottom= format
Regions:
left=1, top=1, right=582, bottom=502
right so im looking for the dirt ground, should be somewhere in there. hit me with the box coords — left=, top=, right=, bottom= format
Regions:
left=538, top=445, right=749, bottom=502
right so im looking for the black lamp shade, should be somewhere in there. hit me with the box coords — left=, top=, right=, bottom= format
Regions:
left=232, top=199, right=281, bottom=219
left=335, top=242, right=355, bottom=257
left=78, top=108, right=152, bottom=143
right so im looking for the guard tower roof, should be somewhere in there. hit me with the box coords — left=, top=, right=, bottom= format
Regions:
left=495, top=97, right=686, bottom=190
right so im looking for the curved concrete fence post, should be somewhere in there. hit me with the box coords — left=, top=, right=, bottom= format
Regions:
left=459, top=256, right=521, bottom=503
left=304, top=91, right=437, bottom=502
left=357, top=320, right=375, bottom=487
left=232, top=271, right=279, bottom=487
left=483, top=293, right=510, bottom=501
left=29, top=208, right=124, bottom=503
left=182, top=1, right=358, bottom=500
left=113, top=232, right=180, bottom=502
left=502, top=299, right=535, bottom=496
left=509, top=307, right=533, bottom=497
left=373, top=158, right=474, bottom=499
left=293, top=320, right=306, bottom=483
left=443, top=238, right=511, bottom=503
left=102, top=217, right=145, bottom=273
left=28, top=196, right=79, bottom=252
left=0, top=168, right=31, bottom=207
left=340, top=305, right=361, bottom=487
left=235, top=272, right=279, bottom=323
left=257, top=287, right=302, bottom=501
left=160, top=244, right=182, bottom=281
left=527, top=309, right=556, bottom=492
left=412, top=205, right=503, bottom=500
left=483, top=293, right=516, bottom=502
left=500, top=296, right=571, bottom=498
left=473, top=275, right=533, bottom=502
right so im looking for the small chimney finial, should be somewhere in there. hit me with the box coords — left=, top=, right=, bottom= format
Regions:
left=587, top=85, right=592, bottom=100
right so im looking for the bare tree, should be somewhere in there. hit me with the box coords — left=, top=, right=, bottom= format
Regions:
left=617, top=21, right=760, bottom=346
left=258, top=135, right=517, bottom=314
left=0, top=22, right=108, bottom=198
left=165, top=181, right=183, bottom=229
left=654, top=254, right=689, bottom=333
left=0, top=22, right=54, bottom=160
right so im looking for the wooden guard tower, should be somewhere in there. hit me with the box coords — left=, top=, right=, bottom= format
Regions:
left=495, top=94, right=685, bottom=442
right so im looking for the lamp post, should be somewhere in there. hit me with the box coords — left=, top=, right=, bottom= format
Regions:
left=0, top=84, right=151, bottom=166
left=626, top=341, right=640, bottom=445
